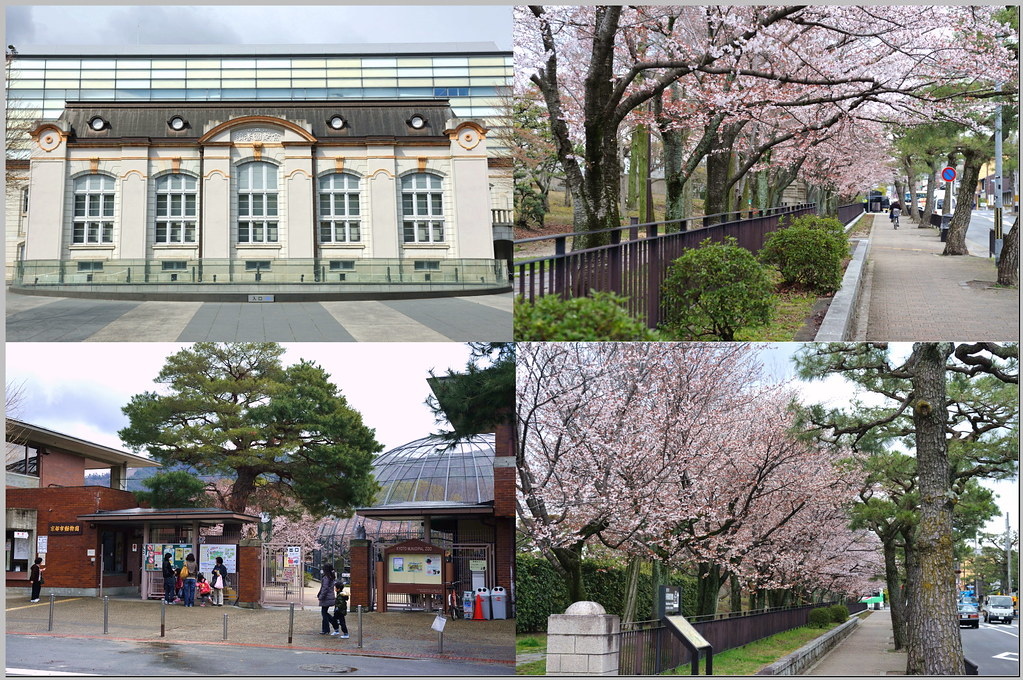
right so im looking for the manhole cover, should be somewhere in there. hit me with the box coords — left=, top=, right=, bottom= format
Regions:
left=298, top=664, right=358, bottom=674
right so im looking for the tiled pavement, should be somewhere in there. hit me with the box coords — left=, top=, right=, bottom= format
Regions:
left=856, top=216, right=1019, bottom=341
left=5, top=290, right=513, bottom=342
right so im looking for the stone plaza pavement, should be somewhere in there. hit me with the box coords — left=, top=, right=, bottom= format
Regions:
left=854, top=215, right=1019, bottom=341
left=804, top=608, right=907, bottom=676
left=4, top=290, right=513, bottom=342
left=5, top=594, right=515, bottom=667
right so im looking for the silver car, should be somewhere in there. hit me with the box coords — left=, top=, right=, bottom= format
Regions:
left=982, top=595, right=1015, bottom=624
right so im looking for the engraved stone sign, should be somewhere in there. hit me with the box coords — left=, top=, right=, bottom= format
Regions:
left=232, top=127, right=283, bottom=143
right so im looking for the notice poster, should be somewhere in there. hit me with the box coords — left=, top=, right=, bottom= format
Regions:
left=285, top=546, right=301, bottom=568
left=392, top=557, right=404, bottom=572
left=143, top=544, right=191, bottom=571
left=199, top=544, right=238, bottom=574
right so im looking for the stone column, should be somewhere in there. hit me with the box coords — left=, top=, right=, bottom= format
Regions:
left=235, top=538, right=262, bottom=609
left=546, top=601, right=620, bottom=676
left=349, top=538, right=372, bottom=610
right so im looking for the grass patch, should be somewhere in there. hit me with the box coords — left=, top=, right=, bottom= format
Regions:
left=734, top=289, right=819, bottom=341
left=663, top=622, right=840, bottom=675
left=517, top=635, right=545, bottom=651
left=516, top=633, right=548, bottom=676
left=515, top=658, right=547, bottom=675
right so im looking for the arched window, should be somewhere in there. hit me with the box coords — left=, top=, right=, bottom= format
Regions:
left=400, top=173, right=444, bottom=243
left=237, top=162, right=279, bottom=243
left=318, top=173, right=361, bottom=242
left=154, top=174, right=197, bottom=243
left=72, top=174, right=115, bottom=244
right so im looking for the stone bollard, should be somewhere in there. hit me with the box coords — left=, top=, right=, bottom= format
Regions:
left=545, top=601, right=620, bottom=676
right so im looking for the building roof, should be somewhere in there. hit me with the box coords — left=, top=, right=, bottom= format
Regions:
left=6, top=418, right=160, bottom=470
left=77, top=507, right=259, bottom=525
left=12, top=42, right=508, bottom=58
left=56, top=100, right=458, bottom=143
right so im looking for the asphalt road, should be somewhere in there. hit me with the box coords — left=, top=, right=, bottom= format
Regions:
left=5, top=634, right=513, bottom=676
left=961, top=619, right=1019, bottom=676
left=966, top=209, right=1016, bottom=258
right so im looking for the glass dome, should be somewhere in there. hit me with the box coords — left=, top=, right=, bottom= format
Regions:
left=373, top=433, right=495, bottom=506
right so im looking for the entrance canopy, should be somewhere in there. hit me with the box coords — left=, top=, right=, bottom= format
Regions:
left=78, top=507, right=259, bottom=527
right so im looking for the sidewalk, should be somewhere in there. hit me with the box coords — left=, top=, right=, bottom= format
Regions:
left=803, top=609, right=906, bottom=675
left=854, top=215, right=1019, bottom=340
left=5, top=595, right=514, bottom=666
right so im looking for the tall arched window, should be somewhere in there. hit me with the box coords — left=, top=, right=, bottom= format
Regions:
left=400, top=173, right=444, bottom=243
left=72, top=174, right=115, bottom=244
left=155, top=174, right=198, bottom=243
left=318, top=173, right=361, bottom=242
left=237, top=161, right=279, bottom=243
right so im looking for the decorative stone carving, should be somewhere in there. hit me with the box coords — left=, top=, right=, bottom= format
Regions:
left=232, top=127, right=283, bottom=143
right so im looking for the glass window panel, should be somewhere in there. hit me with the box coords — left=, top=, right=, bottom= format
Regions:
left=116, top=79, right=151, bottom=89
left=417, top=194, right=427, bottom=214
left=362, top=87, right=397, bottom=97
left=81, top=69, right=117, bottom=79
left=435, top=67, right=469, bottom=77
left=293, top=58, right=326, bottom=68
left=432, top=194, right=442, bottom=214
left=222, top=88, right=258, bottom=98
left=149, top=80, right=187, bottom=89
left=250, top=167, right=263, bottom=190
left=13, top=59, right=47, bottom=68
left=471, top=76, right=512, bottom=87
left=350, top=224, right=360, bottom=241
left=256, top=79, right=290, bottom=88
left=11, top=79, right=45, bottom=88
left=292, top=78, right=326, bottom=87
left=238, top=223, right=249, bottom=242
left=44, top=79, right=81, bottom=88
left=267, top=223, right=278, bottom=242
left=238, top=169, right=249, bottom=190
left=326, top=58, right=360, bottom=67
left=187, top=79, right=221, bottom=88
left=434, top=77, right=471, bottom=87
left=170, top=194, right=182, bottom=214
left=238, top=194, right=249, bottom=215
left=363, top=78, right=397, bottom=87
left=292, top=68, right=327, bottom=78
left=403, top=223, right=414, bottom=242
left=103, top=223, right=113, bottom=242
left=433, top=224, right=443, bottom=241
left=348, top=195, right=359, bottom=215
left=473, top=66, right=510, bottom=77
left=88, top=198, right=100, bottom=217
left=397, top=58, right=432, bottom=67
left=256, top=59, right=291, bottom=68
left=156, top=194, right=167, bottom=215
left=74, top=195, right=86, bottom=217
left=434, top=57, right=469, bottom=67
left=117, top=60, right=151, bottom=68
left=170, top=222, right=181, bottom=241
left=253, top=223, right=263, bottom=241
left=80, top=80, right=116, bottom=89
left=170, top=174, right=181, bottom=190
left=469, top=56, right=508, bottom=66
left=183, top=176, right=196, bottom=190
left=185, top=224, right=196, bottom=242
left=221, top=59, right=256, bottom=69
left=73, top=224, right=85, bottom=242
left=156, top=224, right=167, bottom=242
left=103, top=194, right=115, bottom=216
left=320, top=222, right=332, bottom=242
left=152, top=69, right=187, bottom=78
left=402, top=195, right=413, bottom=213
left=88, top=222, right=99, bottom=240
left=185, top=68, right=221, bottom=78
left=319, top=194, right=330, bottom=215
left=264, top=167, right=277, bottom=190
left=252, top=194, right=263, bottom=215
left=186, top=59, right=221, bottom=68
left=418, top=223, right=428, bottom=241
left=325, top=68, right=362, bottom=78
left=266, top=194, right=277, bottom=216
left=362, top=57, right=397, bottom=68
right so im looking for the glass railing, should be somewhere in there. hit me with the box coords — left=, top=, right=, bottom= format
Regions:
left=14, top=258, right=509, bottom=287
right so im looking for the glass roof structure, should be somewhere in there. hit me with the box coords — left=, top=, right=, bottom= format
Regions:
left=374, top=433, right=494, bottom=507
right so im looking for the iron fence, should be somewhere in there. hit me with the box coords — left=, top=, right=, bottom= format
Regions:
left=514, top=204, right=815, bottom=329
left=837, top=202, right=865, bottom=226
left=618, top=601, right=857, bottom=675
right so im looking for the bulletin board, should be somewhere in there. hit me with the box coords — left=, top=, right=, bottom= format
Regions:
left=388, top=553, right=443, bottom=585
left=143, top=543, right=191, bottom=571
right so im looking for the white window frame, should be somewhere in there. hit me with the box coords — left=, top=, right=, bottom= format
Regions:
left=237, top=161, right=279, bottom=243
left=72, top=174, right=115, bottom=244
left=400, top=173, right=444, bottom=244
left=154, top=174, right=198, bottom=243
left=318, top=173, right=361, bottom=243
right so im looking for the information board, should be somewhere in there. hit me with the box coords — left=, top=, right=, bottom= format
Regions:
left=143, top=543, right=191, bottom=571
left=199, top=544, right=238, bottom=574
left=388, top=553, right=443, bottom=585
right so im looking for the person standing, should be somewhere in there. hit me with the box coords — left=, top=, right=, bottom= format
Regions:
left=181, top=553, right=198, bottom=607
left=210, top=556, right=228, bottom=607
left=162, top=553, right=176, bottom=604
left=317, top=564, right=340, bottom=636
left=29, top=557, right=45, bottom=602
left=333, top=579, right=350, bottom=639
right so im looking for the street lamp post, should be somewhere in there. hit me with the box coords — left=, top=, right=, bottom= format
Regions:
left=993, top=82, right=1004, bottom=260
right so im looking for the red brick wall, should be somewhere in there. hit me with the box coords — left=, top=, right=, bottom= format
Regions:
left=39, top=449, right=87, bottom=488
left=6, top=486, right=138, bottom=590
left=493, top=422, right=515, bottom=518
left=349, top=539, right=371, bottom=610
left=494, top=516, right=514, bottom=595
left=235, top=539, right=262, bottom=608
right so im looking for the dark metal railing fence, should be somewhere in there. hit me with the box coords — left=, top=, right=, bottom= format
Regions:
left=514, top=204, right=815, bottom=329
left=837, top=202, right=865, bottom=226
left=618, top=600, right=860, bottom=675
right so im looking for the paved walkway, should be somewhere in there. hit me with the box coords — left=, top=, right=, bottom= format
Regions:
left=854, top=216, right=1019, bottom=341
left=5, top=290, right=513, bottom=342
left=804, top=609, right=907, bottom=675
left=5, top=595, right=514, bottom=667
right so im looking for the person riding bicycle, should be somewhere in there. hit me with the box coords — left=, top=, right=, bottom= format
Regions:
left=889, top=202, right=901, bottom=229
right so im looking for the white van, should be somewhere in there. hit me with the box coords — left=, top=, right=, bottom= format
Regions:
left=982, top=595, right=1015, bottom=624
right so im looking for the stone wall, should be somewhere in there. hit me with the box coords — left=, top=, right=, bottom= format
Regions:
left=546, top=601, right=620, bottom=676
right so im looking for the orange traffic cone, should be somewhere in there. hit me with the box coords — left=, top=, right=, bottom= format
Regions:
left=473, top=593, right=485, bottom=620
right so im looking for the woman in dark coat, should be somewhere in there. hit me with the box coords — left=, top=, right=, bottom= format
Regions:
left=317, top=564, right=340, bottom=636
left=29, top=557, right=45, bottom=602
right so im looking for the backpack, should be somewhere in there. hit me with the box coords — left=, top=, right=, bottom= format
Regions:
left=179, top=564, right=189, bottom=579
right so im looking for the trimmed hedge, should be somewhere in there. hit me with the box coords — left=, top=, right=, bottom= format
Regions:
left=808, top=606, right=833, bottom=628
left=514, top=291, right=659, bottom=341
left=828, top=603, right=850, bottom=623
left=759, top=215, right=849, bottom=293
left=516, top=554, right=698, bottom=633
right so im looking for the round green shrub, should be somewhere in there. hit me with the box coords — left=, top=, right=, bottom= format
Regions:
left=829, top=603, right=850, bottom=623
left=759, top=215, right=849, bottom=293
left=661, top=236, right=775, bottom=341
left=808, top=607, right=833, bottom=628
left=514, top=291, right=659, bottom=341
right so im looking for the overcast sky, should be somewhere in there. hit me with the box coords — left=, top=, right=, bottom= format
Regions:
left=5, top=341, right=1016, bottom=538
left=4, top=5, right=512, bottom=50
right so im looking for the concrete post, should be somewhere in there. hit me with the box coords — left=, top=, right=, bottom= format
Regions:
left=545, top=601, right=620, bottom=676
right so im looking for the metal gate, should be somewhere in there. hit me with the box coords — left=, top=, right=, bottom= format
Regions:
left=261, top=543, right=305, bottom=607
left=451, top=544, right=494, bottom=590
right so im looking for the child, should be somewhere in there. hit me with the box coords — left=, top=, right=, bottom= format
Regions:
left=196, top=573, right=213, bottom=607
left=333, top=581, right=350, bottom=639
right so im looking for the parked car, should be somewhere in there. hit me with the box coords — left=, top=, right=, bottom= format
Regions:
left=982, top=595, right=1015, bottom=624
left=958, top=603, right=981, bottom=628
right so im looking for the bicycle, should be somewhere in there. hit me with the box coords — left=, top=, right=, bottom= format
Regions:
left=445, top=580, right=463, bottom=619
left=890, top=209, right=901, bottom=230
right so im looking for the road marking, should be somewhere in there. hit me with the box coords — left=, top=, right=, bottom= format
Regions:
left=5, top=597, right=82, bottom=612
left=6, top=669, right=97, bottom=676
left=992, top=652, right=1018, bottom=662
left=980, top=623, right=1019, bottom=638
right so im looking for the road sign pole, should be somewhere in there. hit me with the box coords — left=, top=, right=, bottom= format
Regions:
left=994, top=82, right=1004, bottom=259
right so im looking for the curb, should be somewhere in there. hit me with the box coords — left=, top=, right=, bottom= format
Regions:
left=815, top=236, right=870, bottom=341
left=755, top=617, right=860, bottom=675
left=8, top=283, right=513, bottom=302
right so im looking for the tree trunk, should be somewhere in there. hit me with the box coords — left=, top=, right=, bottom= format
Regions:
left=650, top=558, right=664, bottom=619
left=903, top=528, right=923, bottom=674
left=552, top=545, right=587, bottom=603
left=905, top=343, right=965, bottom=675
left=883, top=539, right=907, bottom=650
left=696, top=562, right=721, bottom=617
left=895, top=180, right=906, bottom=213
left=622, top=554, right=642, bottom=625
left=996, top=216, right=1019, bottom=286
left=729, top=572, right=743, bottom=615
left=703, top=124, right=743, bottom=222
left=943, top=150, right=984, bottom=255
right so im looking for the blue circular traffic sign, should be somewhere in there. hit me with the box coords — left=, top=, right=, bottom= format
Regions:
left=941, top=166, right=956, bottom=182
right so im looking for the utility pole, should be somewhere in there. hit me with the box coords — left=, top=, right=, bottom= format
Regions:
left=993, top=82, right=1004, bottom=260
left=1006, top=513, right=1013, bottom=595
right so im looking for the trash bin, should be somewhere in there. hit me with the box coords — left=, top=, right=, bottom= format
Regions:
left=463, top=590, right=475, bottom=618
left=940, top=214, right=953, bottom=242
left=491, top=586, right=508, bottom=619
left=869, top=199, right=882, bottom=212
left=474, top=587, right=491, bottom=620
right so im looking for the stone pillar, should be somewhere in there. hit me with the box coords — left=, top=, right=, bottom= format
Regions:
left=546, top=601, right=620, bottom=676
left=375, top=559, right=386, bottom=612
left=349, top=538, right=372, bottom=610
left=235, top=538, right=262, bottom=608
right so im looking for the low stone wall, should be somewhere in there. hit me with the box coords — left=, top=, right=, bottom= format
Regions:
left=756, top=617, right=860, bottom=675
left=815, top=237, right=870, bottom=341
left=546, top=601, right=620, bottom=676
